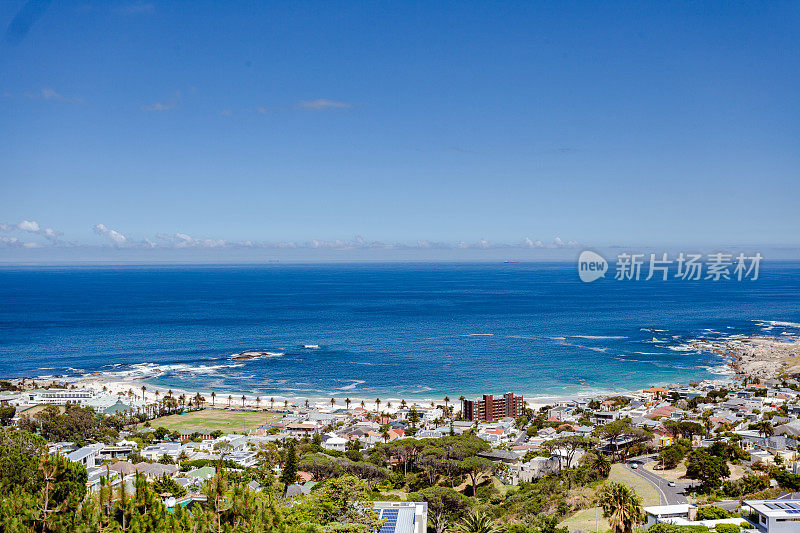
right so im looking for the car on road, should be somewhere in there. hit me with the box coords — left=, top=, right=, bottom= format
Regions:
left=630, top=463, right=638, bottom=469
left=653, top=464, right=664, bottom=470
left=668, top=481, right=676, bottom=487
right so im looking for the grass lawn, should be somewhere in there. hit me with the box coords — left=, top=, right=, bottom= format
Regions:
left=608, top=463, right=661, bottom=506
left=559, top=507, right=610, bottom=533
left=559, top=464, right=661, bottom=532
left=150, top=409, right=282, bottom=433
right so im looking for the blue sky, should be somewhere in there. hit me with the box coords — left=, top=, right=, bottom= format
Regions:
left=1, top=1, right=799, bottom=260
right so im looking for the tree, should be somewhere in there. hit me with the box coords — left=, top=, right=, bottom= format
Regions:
left=283, top=475, right=382, bottom=530
left=596, top=481, right=645, bottom=533
left=241, top=395, right=246, bottom=407
left=0, top=405, right=16, bottom=426
left=408, top=407, right=420, bottom=429
left=375, top=398, right=381, bottom=414
left=204, top=462, right=228, bottom=532
left=685, top=449, right=730, bottom=491
left=227, top=395, right=232, bottom=408
left=210, top=391, right=216, bottom=406
left=594, top=418, right=648, bottom=461
left=451, top=511, right=499, bottom=533
left=410, top=486, right=468, bottom=533
left=460, top=456, right=494, bottom=496
left=547, top=435, right=598, bottom=469
left=38, top=454, right=87, bottom=531
left=659, top=444, right=688, bottom=469
left=280, top=440, right=298, bottom=491
left=0, top=429, right=47, bottom=494
left=755, top=420, right=774, bottom=438
left=298, top=454, right=341, bottom=481
left=345, top=398, right=351, bottom=410
left=152, top=472, right=186, bottom=498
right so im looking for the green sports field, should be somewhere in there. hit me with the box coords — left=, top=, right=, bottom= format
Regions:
left=151, top=409, right=282, bottom=434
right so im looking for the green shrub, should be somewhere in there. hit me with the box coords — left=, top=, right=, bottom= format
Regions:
left=714, top=524, right=739, bottom=533
left=696, top=506, right=733, bottom=520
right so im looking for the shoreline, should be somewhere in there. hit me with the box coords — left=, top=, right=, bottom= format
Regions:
left=6, top=334, right=798, bottom=412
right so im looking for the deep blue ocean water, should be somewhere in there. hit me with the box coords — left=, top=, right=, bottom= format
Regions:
left=1, top=262, right=799, bottom=399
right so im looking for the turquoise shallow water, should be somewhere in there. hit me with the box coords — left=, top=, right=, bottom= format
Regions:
left=1, top=262, right=799, bottom=398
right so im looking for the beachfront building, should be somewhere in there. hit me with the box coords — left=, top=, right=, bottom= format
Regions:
left=461, top=392, right=524, bottom=422
left=34, top=388, right=95, bottom=405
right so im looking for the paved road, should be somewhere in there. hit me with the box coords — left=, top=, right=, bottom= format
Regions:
left=624, top=455, right=689, bottom=505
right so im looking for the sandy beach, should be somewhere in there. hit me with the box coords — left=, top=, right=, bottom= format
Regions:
left=11, top=333, right=799, bottom=412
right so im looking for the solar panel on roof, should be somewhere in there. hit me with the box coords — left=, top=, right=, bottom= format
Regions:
left=787, top=503, right=800, bottom=509
left=765, top=503, right=778, bottom=509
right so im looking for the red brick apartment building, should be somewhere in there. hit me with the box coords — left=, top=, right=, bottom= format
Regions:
left=461, top=392, right=524, bottom=422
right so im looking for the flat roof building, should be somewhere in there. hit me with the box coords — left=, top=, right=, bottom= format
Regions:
left=462, top=392, right=524, bottom=422
left=744, top=499, right=800, bottom=533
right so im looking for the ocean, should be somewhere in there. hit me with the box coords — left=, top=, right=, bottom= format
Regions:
left=1, top=262, right=799, bottom=400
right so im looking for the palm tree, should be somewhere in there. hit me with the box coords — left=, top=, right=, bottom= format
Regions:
left=141, top=385, right=146, bottom=401
left=386, top=401, right=392, bottom=410
left=330, top=397, right=336, bottom=409
left=597, top=482, right=645, bottom=533
left=360, top=400, right=366, bottom=409
left=270, top=397, right=275, bottom=410
left=345, top=398, right=351, bottom=410
left=444, top=396, right=450, bottom=414
left=304, top=399, right=310, bottom=409
left=241, top=394, right=246, bottom=407
left=375, top=398, right=381, bottom=414
left=401, top=399, right=407, bottom=408
left=227, top=395, right=232, bottom=408
left=255, top=397, right=261, bottom=410
left=283, top=399, right=288, bottom=409
left=210, top=391, right=216, bottom=407
left=755, top=420, right=774, bottom=438
left=179, top=394, right=186, bottom=411
left=451, top=511, right=499, bottom=533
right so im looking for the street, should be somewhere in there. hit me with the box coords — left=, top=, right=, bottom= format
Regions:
left=624, top=455, right=689, bottom=505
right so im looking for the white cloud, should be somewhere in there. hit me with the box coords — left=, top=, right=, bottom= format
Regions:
left=174, top=233, right=226, bottom=248
left=93, top=224, right=127, bottom=244
left=24, top=89, right=83, bottom=103
left=17, top=220, right=40, bottom=232
left=298, top=99, right=353, bottom=111
left=1, top=220, right=63, bottom=243
left=142, top=91, right=181, bottom=112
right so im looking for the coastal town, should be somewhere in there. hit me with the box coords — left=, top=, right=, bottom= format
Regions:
left=2, top=336, right=800, bottom=532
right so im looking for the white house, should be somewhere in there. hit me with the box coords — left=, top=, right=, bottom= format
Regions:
left=66, top=443, right=104, bottom=469
left=744, top=499, right=800, bottom=533
left=373, top=501, right=428, bottom=533
left=322, top=436, right=347, bottom=452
